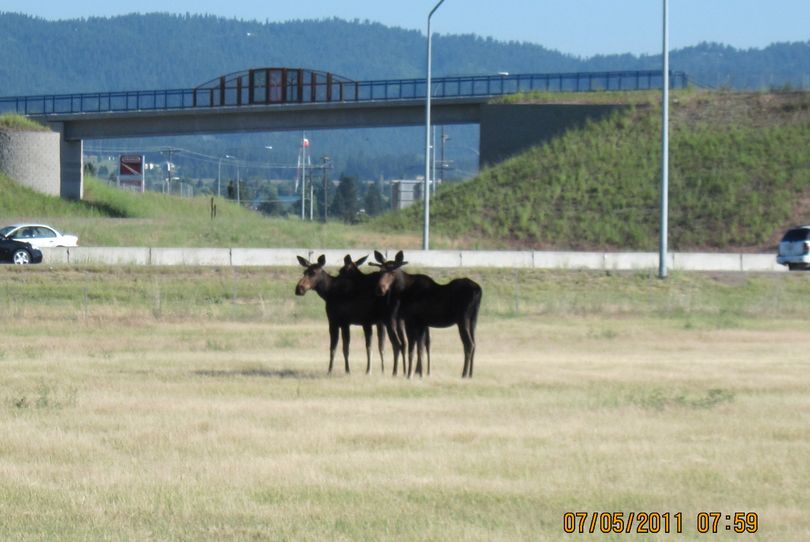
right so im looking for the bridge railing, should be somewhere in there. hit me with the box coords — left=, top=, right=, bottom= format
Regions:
left=0, top=70, right=688, bottom=117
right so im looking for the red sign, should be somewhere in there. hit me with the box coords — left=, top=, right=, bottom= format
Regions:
left=119, top=155, right=143, bottom=176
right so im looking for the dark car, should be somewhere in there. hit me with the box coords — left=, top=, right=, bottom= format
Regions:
left=0, top=234, right=43, bottom=264
left=776, top=225, right=810, bottom=270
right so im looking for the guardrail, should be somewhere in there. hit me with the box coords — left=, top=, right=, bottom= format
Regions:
left=38, top=247, right=782, bottom=273
left=0, top=70, right=688, bottom=116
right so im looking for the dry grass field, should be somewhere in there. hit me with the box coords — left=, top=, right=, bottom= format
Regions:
left=1, top=265, right=808, bottom=541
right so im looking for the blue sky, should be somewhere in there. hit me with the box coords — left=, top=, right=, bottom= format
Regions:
left=3, top=0, right=808, bottom=57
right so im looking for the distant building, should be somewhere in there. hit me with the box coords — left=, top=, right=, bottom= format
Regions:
left=390, top=179, right=424, bottom=210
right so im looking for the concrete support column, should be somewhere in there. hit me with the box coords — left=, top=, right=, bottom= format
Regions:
left=0, top=128, right=61, bottom=196
left=52, top=122, right=84, bottom=200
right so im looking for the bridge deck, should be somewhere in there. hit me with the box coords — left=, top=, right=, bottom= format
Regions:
left=1, top=70, right=687, bottom=118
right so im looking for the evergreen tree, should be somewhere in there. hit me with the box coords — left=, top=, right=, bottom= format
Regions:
left=363, top=181, right=384, bottom=216
left=330, top=174, right=359, bottom=223
left=257, top=184, right=285, bottom=216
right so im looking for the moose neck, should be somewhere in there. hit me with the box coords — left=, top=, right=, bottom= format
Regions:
left=391, top=268, right=410, bottom=295
left=313, top=272, right=335, bottom=300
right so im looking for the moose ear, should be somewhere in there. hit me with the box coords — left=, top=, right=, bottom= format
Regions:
left=343, top=254, right=353, bottom=265
left=317, top=254, right=326, bottom=266
left=395, top=250, right=404, bottom=263
left=355, top=255, right=368, bottom=267
left=297, top=256, right=310, bottom=267
left=374, top=250, right=385, bottom=263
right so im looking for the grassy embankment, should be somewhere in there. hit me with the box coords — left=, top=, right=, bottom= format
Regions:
left=379, top=90, right=810, bottom=251
left=4, top=91, right=810, bottom=251
left=0, top=266, right=808, bottom=540
left=0, top=172, right=421, bottom=249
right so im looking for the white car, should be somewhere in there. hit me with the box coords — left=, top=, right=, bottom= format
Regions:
left=776, top=225, right=810, bottom=270
left=0, top=224, right=79, bottom=249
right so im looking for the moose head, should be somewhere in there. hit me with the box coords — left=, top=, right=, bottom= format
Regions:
left=295, top=254, right=328, bottom=296
left=338, top=254, right=369, bottom=278
left=369, top=250, right=408, bottom=296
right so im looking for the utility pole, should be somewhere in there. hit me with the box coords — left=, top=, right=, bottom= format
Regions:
left=659, top=0, right=670, bottom=279
left=236, top=161, right=241, bottom=206
left=423, top=0, right=447, bottom=250
left=300, top=134, right=309, bottom=220
left=321, top=156, right=331, bottom=222
left=440, top=127, right=450, bottom=186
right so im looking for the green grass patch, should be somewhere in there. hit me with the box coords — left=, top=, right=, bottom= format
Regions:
left=0, top=113, right=50, bottom=132
left=377, top=90, right=810, bottom=251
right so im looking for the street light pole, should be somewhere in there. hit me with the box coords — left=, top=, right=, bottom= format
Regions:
left=321, top=156, right=331, bottom=223
left=218, top=153, right=234, bottom=198
left=217, top=157, right=223, bottom=197
left=236, top=160, right=241, bottom=205
left=423, top=0, right=447, bottom=251
left=659, top=0, right=670, bottom=279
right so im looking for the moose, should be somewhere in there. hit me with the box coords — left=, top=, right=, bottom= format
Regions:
left=370, top=250, right=482, bottom=378
left=338, top=254, right=429, bottom=377
left=295, top=254, right=390, bottom=374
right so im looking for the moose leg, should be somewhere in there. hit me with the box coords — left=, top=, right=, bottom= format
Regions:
left=407, top=323, right=424, bottom=378
left=328, top=322, right=339, bottom=373
left=376, top=322, right=385, bottom=373
left=363, top=323, right=373, bottom=374
left=468, top=323, right=477, bottom=378
left=341, top=325, right=351, bottom=374
left=468, top=300, right=480, bottom=378
left=390, top=317, right=407, bottom=377
left=397, top=319, right=408, bottom=378
left=458, top=322, right=475, bottom=378
left=415, top=326, right=427, bottom=378
left=385, top=320, right=400, bottom=376
left=405, top=325, right=417, bottom=379
left=425, top=328, right=431, bottom=376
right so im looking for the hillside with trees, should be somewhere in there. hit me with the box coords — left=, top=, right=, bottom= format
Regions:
left=0, top=13, right=808, bottom=183
left=1, top=13, right=808, bottom=95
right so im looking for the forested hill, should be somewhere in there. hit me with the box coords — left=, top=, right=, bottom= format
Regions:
left=0, top=12, right=808, bottom=96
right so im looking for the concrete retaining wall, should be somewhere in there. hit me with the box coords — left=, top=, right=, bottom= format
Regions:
left=0, top=129, right=61, bottom=196
left=38, top=247, right=785, bottom=272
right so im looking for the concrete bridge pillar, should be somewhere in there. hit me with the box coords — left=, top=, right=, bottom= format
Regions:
left=0, top=127, right=61, bottom=196
left=50, top=122, right=84, bottom=200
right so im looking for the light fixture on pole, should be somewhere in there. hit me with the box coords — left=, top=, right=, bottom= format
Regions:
left=300, top=135, right=310, bottom=220
left=659, top=0, right=669, bottom=279
left=217, top=153, right=234, bottom=197
left=423, top=0, right=447, bottom=251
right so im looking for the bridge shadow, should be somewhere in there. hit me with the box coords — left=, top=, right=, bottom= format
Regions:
left=78, top=199, right=129, bottom=218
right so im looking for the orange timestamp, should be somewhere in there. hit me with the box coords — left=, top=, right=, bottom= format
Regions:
left=562, top=511, right=759, bottom=535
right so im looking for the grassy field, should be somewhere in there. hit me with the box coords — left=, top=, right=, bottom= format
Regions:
left=0, top=174, right=425, bottom=250
left=1, top=266, right=809, bottom=540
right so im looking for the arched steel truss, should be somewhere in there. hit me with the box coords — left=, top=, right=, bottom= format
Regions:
left=193, top=67, right=357, bottom=107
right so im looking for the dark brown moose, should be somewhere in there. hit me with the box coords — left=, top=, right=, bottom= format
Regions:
left=338, top=254, right=429, bottom=377
left=370, top=250, right=482, bottom=378
left=295, top=254, right=386, bottom=374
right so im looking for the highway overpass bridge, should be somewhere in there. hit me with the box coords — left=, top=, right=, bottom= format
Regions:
left=0, top=68, right=687, bottom=199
